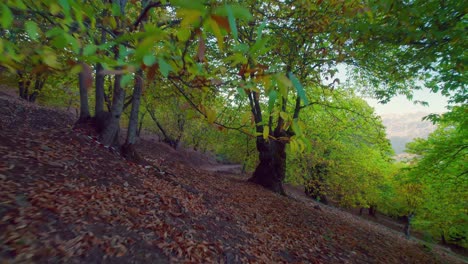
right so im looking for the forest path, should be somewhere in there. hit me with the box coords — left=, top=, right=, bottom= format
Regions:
left=199, top=160, right=467, bottom=260
left=200, top=164, right=243, bottom=174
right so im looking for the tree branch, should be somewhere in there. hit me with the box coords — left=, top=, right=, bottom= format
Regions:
left=133, top=1, right=162, bottom=29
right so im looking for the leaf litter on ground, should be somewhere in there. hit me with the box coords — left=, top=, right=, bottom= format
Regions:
left=0, top=91, right=465, bottom=263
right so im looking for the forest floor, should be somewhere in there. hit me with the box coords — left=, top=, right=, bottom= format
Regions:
left=0, top=89, right=467, bottom=263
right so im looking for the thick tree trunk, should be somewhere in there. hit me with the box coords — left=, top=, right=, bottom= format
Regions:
left=248, top=138, right=287, bottom=195
left=99, top=74, right=125, bottom=146
left=95, top=63, right=105, bottom=115
left=77, top=64, right=91, bottom=123
left=122, top=70, right=143, bottom=162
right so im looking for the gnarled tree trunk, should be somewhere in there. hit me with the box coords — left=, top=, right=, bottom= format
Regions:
left=248, top=138, right=287, bottom=195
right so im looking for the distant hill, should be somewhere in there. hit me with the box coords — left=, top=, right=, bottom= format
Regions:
left=380, top=112, right=437, bottom=154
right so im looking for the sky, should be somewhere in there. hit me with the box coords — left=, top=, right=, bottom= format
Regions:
left=365, top=89, right=449, bottom=116
left=334, top=64, right=450, bottom=116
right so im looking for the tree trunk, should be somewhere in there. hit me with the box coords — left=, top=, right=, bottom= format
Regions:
left=28, top=74, right=46, bottom=103
left=369, top=205, right=377, bottom=217
left=99, top=74, right=125, bottom=146
left=403, top=215, right=410, bottom=238
left=441, top=233, right=447, bottom=244
left=17, top=71, right=31, bottom=100
left=77, top=63, right=91, bottom=123
left=248, top=138, right=287, bottom=195
left=122, top=70, right=143, bottom=162
left=95, top=62, right=105, bottom=115
left=147, top=106, right=179, bottom=149
left=137, top=111, right=146, bottom=137
left=95, top=28, right=106, bottom=115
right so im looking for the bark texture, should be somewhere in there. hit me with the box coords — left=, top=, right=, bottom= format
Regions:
left=17, top=71, right=47, bottom=103
left=95, top=62, right=105, bottom=115
left=248, top=138, right=287, bottom=195
left=77, top=63, right=91, bottom=123
left=99, top=74, right=125, bottom=146
left=123, top=70, right=143, bottom=162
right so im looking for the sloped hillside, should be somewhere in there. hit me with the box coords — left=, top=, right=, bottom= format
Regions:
left=0, top=92, right=463, bottom=263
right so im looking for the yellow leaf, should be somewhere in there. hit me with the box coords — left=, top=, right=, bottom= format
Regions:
left=258, top=75, right=271, bottom=90
left=263, top=126, right=269, bottom=140
left=178, top=9, right=202, bottom=28
left=276, top=74, right=292, bottom=97
left=279, top=111, right=289, bottom=121
left=206, top=108, right=216, bottom=123
left=207, top=18, right=224, bottom=50
left=109, top=16, right=117, bottom=29
left=49, top=3, right=61, bottom=15
left=42, top=49, right=59, bottom=68
left=241, top=111, right=251, bottom=124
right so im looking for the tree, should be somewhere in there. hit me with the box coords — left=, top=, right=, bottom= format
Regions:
left=404, top=106, right=467, bottom=247
left=285, top=91, right=393, bottom=207
left=0, top=0, right=465, bottom=196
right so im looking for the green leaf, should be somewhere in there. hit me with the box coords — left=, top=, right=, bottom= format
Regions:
left=58, top=0, right=70, bottom=12
left=51, top=35, right=67, bottom=49
left=25, top=21, right=40, bottom=40
left=291, top=120, right=302, bottom=136
left=11, top=0, right=26, bottom=10
left=256, top=20, right=267, bottom=40
left=288, top=72, right=309, bottom=105
left=226, top=5, right=238, bottom=40
left=1, top=4, right=13, bottom=28
left=111, top=2, right=121, bottom=16
left=268, top=90, right=277, bottom=112
left=64, top=34, right=79, bottom=54
left=70, top=64, right=82, bottom=75
left=120, top=74, right=133, bottom=87
left=143, top=54, right=156, bottom=66
left=170, top=0, right=205, bottom=11
left=176, top=28, right=191, bottom=42
left=45, top=27, right=63, bottom=37
left=250, top=37, right=269, bottom=56
left=83, top=44, right=98, bottom=56
left=158, top=57, right=172, bottom=78
left=237, top=87, right=247, bottom=98
left=214, top=5, right=252, bottom=21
